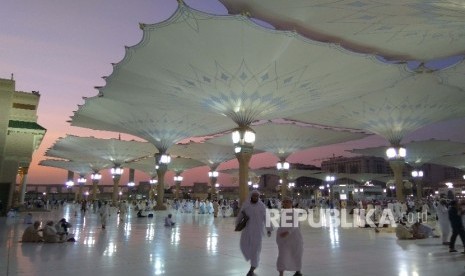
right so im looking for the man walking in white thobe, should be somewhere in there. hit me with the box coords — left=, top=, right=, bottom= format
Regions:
left=237, top=190, right=272, bottom=276
left=435, top=199, right=450, bottom=245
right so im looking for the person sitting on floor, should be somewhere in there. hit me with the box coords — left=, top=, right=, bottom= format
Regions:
left=164, top=214, right=175, bottom=226
left=396, top=220, right=414, bottom=240
left=55, top=218, right=72, bottom=235
left=137, top=210, right=147, bottom=218
left=412, top=220, right=440, bottom=239
left=42, top=220, right=65, bottom=243
left=22, top=221, right=43, bottom=242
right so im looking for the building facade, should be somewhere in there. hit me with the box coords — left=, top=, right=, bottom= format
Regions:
left=0, top=76, right=46, bottom=213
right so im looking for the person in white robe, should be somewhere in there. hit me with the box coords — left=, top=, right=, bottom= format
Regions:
left=22, top=221, right=43, bottom=242
left=99, top=201, right=110, bottom=229
left=119, top=200, right=128, bottom=222
left=276, top=197, right=303, bottom=276
left=42, top=221, right=65, bottom=243
left=434, top=200, right=450, bottom=245
left=237, top=190, right=272, bottom=276
left=396, top=220, right=414, bottom=240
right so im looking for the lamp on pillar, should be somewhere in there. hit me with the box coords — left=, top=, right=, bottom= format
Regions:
left=173, top=174, right=183, bottom=199
left=208, top=170, right=219, bottom=197
left=127, top=168, right=136, bottom=200
left=386, top=146, right=406, bottom=201
left=325, top=175, right=336, bottom=200
left=90, top=172, right=101, bottom=201
left=277, top=161, right=290, bottom=198
left=155, top=152, right=171, bottom=210
left=288, top=181, right=295, bottom=196
left=111, top=165, right=123, bottom=202
left=149, top=177, right=158, bottom=200
left=65, top=179, right=74, bottom=201
left=215, top=183, right=220, bottom=197
left=232, top=126, right=256, bottom=206
left=411, top=169, right=424, bottom=199
left=18, top=166, right=29, bottom=205
left=77, top=176, right=86, bottom=201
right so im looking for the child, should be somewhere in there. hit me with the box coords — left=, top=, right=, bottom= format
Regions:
left=164, top=214, right=175, bottom=226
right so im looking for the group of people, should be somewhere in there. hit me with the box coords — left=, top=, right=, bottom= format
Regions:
left=22, top=217, right=74, bottom=243
left=395, top=198, right=465, bottom=254
left=435, top=199, right=465, bottom=253
left=237, top=190, right=303, bottom=276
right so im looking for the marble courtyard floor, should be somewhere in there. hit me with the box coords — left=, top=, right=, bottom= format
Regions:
left=1, top=204, right=464, bottom=276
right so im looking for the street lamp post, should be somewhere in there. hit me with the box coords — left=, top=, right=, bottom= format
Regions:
left=411, top=169, right=424, bottom=199
left=90, top=172, right=102, bottom=201
left=111, top=165, right=123, bottom=203
left=65, top=180, right=74, bottom=201
left=232, top=126, right=255, bottom=206
left=174, top=174, right=183, bottom=200
left=127, top=168, right=135, bottom=200
left=386, top=146, right=406, bottom=201
left=155, top=152, right=171, bottom=210
left=215, top=183, right=220, bottom=198
left=325, top=175, right=335, bottom=200
left=208, top=170, right=219, bottom=197
left=288, top=181, right=295, bottom=197
left=277, top=161, right=290, bottom=198
left=149, top=178, right=158, bottom=200
left=77, top=176, right=86, bottom=202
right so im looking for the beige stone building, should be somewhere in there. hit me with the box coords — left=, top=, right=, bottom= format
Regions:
left=0, top=76, right=46, bottom=213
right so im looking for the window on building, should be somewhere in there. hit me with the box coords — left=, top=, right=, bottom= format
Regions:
left=12, top=103, right=36, bottom=110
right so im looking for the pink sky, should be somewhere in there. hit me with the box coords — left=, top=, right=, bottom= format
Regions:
left=2, top=0, right=465, bottom=187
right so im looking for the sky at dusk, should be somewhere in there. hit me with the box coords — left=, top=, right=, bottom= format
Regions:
left=2, top=0, right=465, bottom=187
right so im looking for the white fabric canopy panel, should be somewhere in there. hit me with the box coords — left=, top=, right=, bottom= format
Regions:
left=39, top=159, right=95, bottom=176
left=167, top=157, right=206, bottom=174
left=288, top=71, right=465, bottom=145
left=49, top=135, right=156, bottom=166
left=95, top=2, right=404, bottom=127
left=169, top=142, right=236, bottom=168
left=71, top=97, right=234, bottom=152
left=248, top=122, right=369, bottom=159
left=350, top=139, right=465, bottom=165
left=124, top=156, right=157, bottom=178
left=206, top=122, right=369, bottom=159
left=44, top=149, right=113, bottom=171
left=219, top=0, right=465, bottom=61
left=430, top=154, right=465, bottom=170
left=438, top=59, right=465, bottom=91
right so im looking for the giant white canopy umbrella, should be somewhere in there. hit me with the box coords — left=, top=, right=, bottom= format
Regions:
left=71, top=97, right=233, bottom=208
left=72, top=2, right=405, bottom=205
left=430, top=154, right=465, bottom=170
left=39, top=159, right=96, bottom=201
left=219, top=0, right=465, bottom=61
left=169, top=142, right=236, bottom=194
left=44, top=149, right=113, bottom=200
left=210, top=121, right=369, bottom=196
left=168, top=157, right=205, bottom=199
left=349, top=139, right=465, bottom=198
left=126, top=156, right=205, bottom=199
left=289, top=69, right=465, bottom=200
left=46, top=135, right=156, bottom=202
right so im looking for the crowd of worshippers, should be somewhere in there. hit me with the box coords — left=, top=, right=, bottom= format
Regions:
left=21, top=216, right=75, bottom=243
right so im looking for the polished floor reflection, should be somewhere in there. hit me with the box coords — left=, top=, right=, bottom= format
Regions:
left=1, top=205, right=464, bottom=276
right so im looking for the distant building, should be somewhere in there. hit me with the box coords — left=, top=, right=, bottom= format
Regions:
left=0, top=76, right=46, bottom=212
left=322, top=155, right=465, bottom=195
left=321, top=156, right=390, bottom=174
